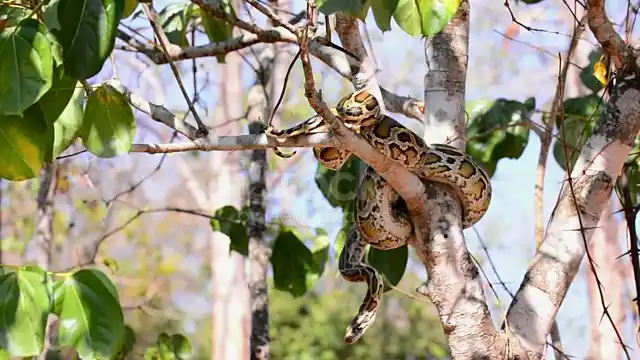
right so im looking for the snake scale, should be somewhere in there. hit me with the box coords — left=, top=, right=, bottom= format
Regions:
left=265, top=89, right=492, bottom=343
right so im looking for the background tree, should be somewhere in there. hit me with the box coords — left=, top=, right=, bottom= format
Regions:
left=0, top=0, right=639, bottom=359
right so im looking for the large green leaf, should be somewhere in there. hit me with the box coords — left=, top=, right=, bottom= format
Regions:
left=58, top=0, right=124, bottom=79
left=0, top=106, right=54, bottom=181
left=0, top=18, right=54, bottom=115
left=209, top=205, right=250, bottom=256
left=270, top=229, right=318, bottom=297
left=52, top=268, right=124, bottom=359
left=316, top=0, right=370, bottom=21
left=552, top=95, right=603, bottom=171
left=367, top=244, right=408, bottom=292
left=391, top=0, right=461, bottom=37
left=465, top=97, right=535, bottom=177
left=0, top=266, right=53, bottom=357
left=156, top=333, right=192, bottom=360
left=200, top=2, right=234, bottom=63
left=81, top=83, right=135, bottom=158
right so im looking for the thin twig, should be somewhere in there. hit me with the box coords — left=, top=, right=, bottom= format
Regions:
left=141, top=4, right=208, bottom=136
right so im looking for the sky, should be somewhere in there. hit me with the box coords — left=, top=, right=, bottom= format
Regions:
left=111, top=0, right=639, bottom=358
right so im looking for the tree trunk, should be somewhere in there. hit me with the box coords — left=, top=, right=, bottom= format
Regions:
left=210, top=1, right=250, bottom=358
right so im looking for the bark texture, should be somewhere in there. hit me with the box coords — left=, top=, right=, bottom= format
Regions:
left=422, top=0, right=469, bottom=148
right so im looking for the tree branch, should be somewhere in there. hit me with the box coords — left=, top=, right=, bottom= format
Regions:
left=505, top=54, right=640, bottom=357
left=116, top=15, right=425, bottom=121
left=587, top=0, right=629, bottom=69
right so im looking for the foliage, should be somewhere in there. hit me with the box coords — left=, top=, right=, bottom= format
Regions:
left=269, top=274, right=450, bottom=360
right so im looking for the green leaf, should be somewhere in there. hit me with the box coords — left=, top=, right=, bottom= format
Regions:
left=391, top=0, right=461, bottom=37
left=159, top=3, right=191, bottom=47
left=122, top=0, right=138, bottom=19
left=0, top=106, right=54, bottom=181
left=367, top=244, right=408, bottom=292
left=113, top=325, right=136, bottom=359
left=81, top=83, right=135, bottom=158
left=552, top=95, right=603, bottom=171
left=52, top=268, right=124, bottom=360
left=200, top=2, right=234, bottom=63
left=0, top=18, right=54, bottom=115
left=156, top=333, right=192, bottom=360
left=317, top=0, right=370, bottom=20
left=580, top=49, right=606, bottom=93
left=270, top=229, right=317, bottom=297
left=51, top=85, right=85, bottom=159
left=58, top=0, right=124, bottom=80
left=465, top=97, right=535, bottom=177
left=370, top=0, right=394, bottom=32
left=43, top=0, right=63, bottom=31
left=0, top=266, right=53, bottom=357
left=45, top=28, right=65, bottom=66
left=210, top=205, right=250, bottom=256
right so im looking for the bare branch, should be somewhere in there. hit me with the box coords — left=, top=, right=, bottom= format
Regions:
left=142, top=3, right=208, bottom=135
left=130, top=132, right=336, bottom=154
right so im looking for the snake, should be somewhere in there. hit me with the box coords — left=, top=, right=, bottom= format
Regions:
left=265, top=89, right=492, bottom=343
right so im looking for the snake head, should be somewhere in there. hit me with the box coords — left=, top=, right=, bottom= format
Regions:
left=344, top=310, right=377, bottom=344
left=336, top=90, right=382, bottom=130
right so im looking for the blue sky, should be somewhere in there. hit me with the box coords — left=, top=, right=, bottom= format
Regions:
left=114, top=1, right=637, bottom=358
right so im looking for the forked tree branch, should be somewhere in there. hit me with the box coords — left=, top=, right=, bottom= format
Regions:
left=505, top=54, right=640, bottom=359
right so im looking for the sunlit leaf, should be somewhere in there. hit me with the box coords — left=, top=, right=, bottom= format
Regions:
left=593, top=54, right=609, bottom=86
left=58, top=0, right=124, bottom=79
left=391, top=0, right=461, bottom=37
left=0, top=106, right=54, bottom=181
left=0, top=19, right=54, bottom=115
left=81, top=83, right=135, bottom=158
left=0, top=266, right=53, bottom=357
left=53, top=268, right=124, bottom=359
